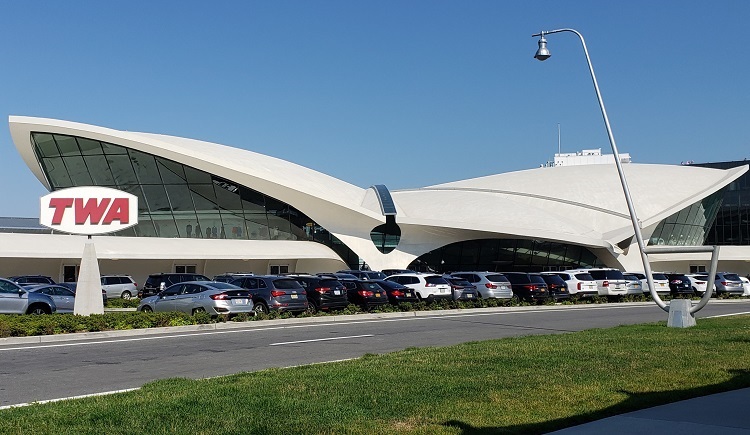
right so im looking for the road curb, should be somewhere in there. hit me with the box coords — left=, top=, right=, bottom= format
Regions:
left=2, top=300, right=748, bottom=346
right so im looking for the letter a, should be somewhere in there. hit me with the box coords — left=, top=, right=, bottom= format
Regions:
left=103, top=198, right=130, bottom=224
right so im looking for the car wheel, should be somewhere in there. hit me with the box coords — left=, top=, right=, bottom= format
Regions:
left=28, top=305, right=51, bottom=315
left=192, top=307, right=206, bottom=315
left=307, top=300, right=318, bottom=314
left=141, top=305, right=153, bottom=312
left=254, top=302, right=269, bottom=314
left=121, top=291, right=132, bottom=300
left=512, top=294, right=521, bottom=304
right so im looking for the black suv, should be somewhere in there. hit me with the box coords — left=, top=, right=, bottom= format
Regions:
left=288, top=275, right=349, bottom=313
left=141, top=273, right=211, bottom=298
left=665, top=273, right=693, bottom=296
left=344, top=280, right=389, bottom=310
left=539, top=273, right=571, bottom=301
left=502, top=272, right=550, bottom=302
left=230, top=275, right=308, bottom=314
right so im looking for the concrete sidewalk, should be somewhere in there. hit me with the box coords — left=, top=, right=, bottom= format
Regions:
left=550, top=387, right=750, bottom=434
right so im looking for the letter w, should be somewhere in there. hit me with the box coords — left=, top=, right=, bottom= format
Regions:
left=75, top=198, right=111, bottom=225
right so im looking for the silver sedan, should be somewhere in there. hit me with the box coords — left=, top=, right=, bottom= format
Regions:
left=137, top=281, right=254, bottom=316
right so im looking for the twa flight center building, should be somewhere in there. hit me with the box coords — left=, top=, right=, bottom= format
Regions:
left=2, top=116, right=748, bottom=285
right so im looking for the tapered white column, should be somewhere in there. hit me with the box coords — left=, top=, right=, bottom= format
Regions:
left=74, top=237, right=104, bottom=315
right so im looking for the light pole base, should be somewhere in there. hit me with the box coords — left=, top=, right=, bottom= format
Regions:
left=667, top=299, right=696, bottom=328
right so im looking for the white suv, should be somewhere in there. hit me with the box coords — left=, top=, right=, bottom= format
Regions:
left=568, top=268, right=627, bottom=297
left=385, top=273, right=452, bottom=301
left=553, top=271, right=598, bottom=298
left=101, top=275, right=138, bottom=299
left=449, top=272, right=513, bottom=299
left=628, top=272, right=670, bottom=295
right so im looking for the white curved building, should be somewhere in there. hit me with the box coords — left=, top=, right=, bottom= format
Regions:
left=4, top=116, right=747, bottom=284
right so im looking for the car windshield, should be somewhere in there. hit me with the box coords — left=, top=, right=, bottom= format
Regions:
left=486, top=274, right=509, bottom=283
left=273, top=279, right=303, bottom=289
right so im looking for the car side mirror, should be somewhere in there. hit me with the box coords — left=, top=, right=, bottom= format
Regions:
left=17, top=288, right=26, bottom=295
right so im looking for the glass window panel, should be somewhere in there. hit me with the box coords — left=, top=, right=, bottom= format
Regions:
left=101, top=142, right=127, bottom=154
left=196, top=214, right=222, bottom=239
left=267, top=214, right=293, bottom=240
left=33, top=133, right=60, bottom=158
left=165, top=185, right=195, bottom=211
left=213, top=182, right=242, bottom=212
left=191, top=184, right=218, bottom=212
left=184, top=166, right=211, bottom=184
left=129, top=150, right=162, bottom=184
left=134, top=215, right=159, bottom=237
left=177, top=212, right=201, bottom=238
left=40, top=157, right=72, bottom=188
left=156, top=158, right=186, bottom=184
left=142, top=185, right=172, bottom=212
left=107, top=155, right=139, bottom=185
left=54, top=135, right=80, bottom=157
left=153, top=215, right=179, bottom=238
left=218, top=211, right=248, bottom=239
left=78, top=137, right=103, bottom=155
left=118, top=185, right=149, bottom=214
left=62, top=155, right=93, bottom=186
left=84, top=155, right=115, bottom=185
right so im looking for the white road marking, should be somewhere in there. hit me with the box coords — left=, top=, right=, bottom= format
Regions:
left=703, top=311, right=750, bottom=319
left=0, top=388, right=140, bottom=410
left=270, top=334, right=374, bottom=346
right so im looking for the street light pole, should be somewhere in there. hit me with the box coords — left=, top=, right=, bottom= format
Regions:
left=532, top=28, right=666, bottom=312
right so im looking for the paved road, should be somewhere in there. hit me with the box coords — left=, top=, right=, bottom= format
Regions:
left=1, top=300, right=749, bottom=408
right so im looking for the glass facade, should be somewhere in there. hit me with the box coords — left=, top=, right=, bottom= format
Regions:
left=409, top=239, right=603, bottom=273
left=647, top=190, right=724, bottom=246
left=693, top=160, right=750, bottom=245
left=31, top=132, right=360, bottom=267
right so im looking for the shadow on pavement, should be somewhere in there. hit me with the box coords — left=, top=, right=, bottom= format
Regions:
left=442, top=369, right=750, bottom=434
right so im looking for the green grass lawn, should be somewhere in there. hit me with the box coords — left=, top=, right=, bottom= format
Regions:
left=2, top=315, right=749, bottom=434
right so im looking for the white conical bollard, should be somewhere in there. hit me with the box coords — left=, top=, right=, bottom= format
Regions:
left=74, top=237, right=104, bottom=315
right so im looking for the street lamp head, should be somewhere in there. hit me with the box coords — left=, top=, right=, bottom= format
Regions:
left=534, top=35, right=551, bottom=61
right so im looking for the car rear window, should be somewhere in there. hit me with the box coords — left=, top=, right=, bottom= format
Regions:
left=574, top=273, right=594, bottom=281
left=503, top=273, right=529, bottom=284
left=273, top=279, right=303, bottom=289
left=590, top=270, right=625, bottom=280
left=209, top=282, right=243, bottom=289
left=191, top=275, right=211, bottom=281
left=362, top=282, right=383, bottom=291
left=723, top=274, right=741, bottom=281
left=425, top=276, right=449, bottom=285
left=449, top=279, right=471, bottom=286
left=319, top=279, right=342, bottom=288
left=365, top=272, right=387, bottom=280
left=486, top=274, right=509, bottom=283
left=542, top=274, right=565, bottom=285
left=529, top=275, right=546, bottom=285
left=652, top=273, right=668, bottom=281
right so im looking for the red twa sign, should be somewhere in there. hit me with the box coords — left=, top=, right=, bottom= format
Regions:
left=40, top=187, right=139, bottom=235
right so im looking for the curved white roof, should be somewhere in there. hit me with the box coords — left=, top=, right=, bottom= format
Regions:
left=9, top=116, right=747, bottom=270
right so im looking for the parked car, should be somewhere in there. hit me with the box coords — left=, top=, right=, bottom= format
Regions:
left=448, top=272, right=513, bottom=299
left=622, top=273, right=644, bottom=295
left=539, top=273, right=571, bottom=301
left=385, top=273, right=452, bottom=301
left=140, top=273, right=211, bottom=298
left=552, top=271, right=598, bottom=298
left=100, top=275, right=138, bottom=299
left=0, top=277, right=56, bottom=314
left=381, top=269, right=416, bottom=277
left=337, top=270, right=387, bottom=280
left=27, top=284, right=107, bottom=313
left=686, top=274, right=715, bottom=296
left=212, top=272, right=255, bottom=283
left=664, top=273, right=693, bottom=297
left=289, top=274, right=349, bottom=313
left=230, top=275, right=308, bottom=314
left=443, top=276, right=480, bottom=301
left=317, top=272, right=359, bottom=281
left=138, top=281, right=254, bottom=316
left=344, top=280, right=390, bottom=310
left=712, top=272, right=745, bottom=296
left=8, top=275, right=56, bottom=286
left=628, top=272, right=670, bottom=295
left=569, top=268, right=628, bottom=297
left=501, top=272, right=550, bottom=302
left=371, top=279, right=421, bottom=304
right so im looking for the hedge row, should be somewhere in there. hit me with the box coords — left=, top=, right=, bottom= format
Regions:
left=0, top=293, right=711, bottom=338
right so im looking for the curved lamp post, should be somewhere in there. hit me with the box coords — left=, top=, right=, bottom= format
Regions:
left=532, top=29, right=717, bottom=326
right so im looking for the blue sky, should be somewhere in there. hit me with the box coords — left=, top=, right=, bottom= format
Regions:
left=1, top=1, right=748, bottom=217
